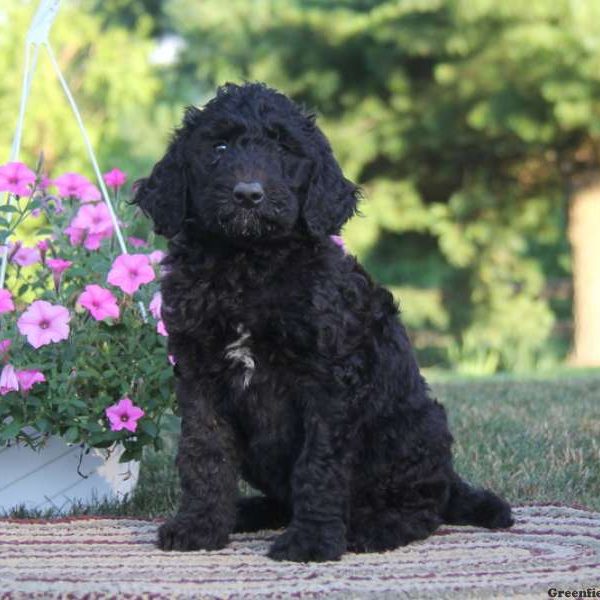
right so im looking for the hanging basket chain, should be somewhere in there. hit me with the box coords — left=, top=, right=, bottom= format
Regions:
left=0, top=43, right=40, bottom=289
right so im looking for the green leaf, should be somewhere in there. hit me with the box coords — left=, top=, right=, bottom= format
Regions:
left=88, top=430, right=121, bottom=447
left=0, top=205, right=19, bottom=213
left=120, top=447, right=142, bottom=463
left=0, top=420, right=22, bottom=441
left=63, top=426, right=80, bottom=443
left=69, top=399, right=88, bottom=409
left=139, top=419, right=158, bottom=438
left=35, top=418, right=52, bottom=433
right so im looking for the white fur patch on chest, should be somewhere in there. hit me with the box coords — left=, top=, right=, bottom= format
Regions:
left=225, top=324, right=255, bottom=388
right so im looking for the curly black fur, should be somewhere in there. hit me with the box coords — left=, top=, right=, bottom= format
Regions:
left=134, top=82, right=513, bottom=562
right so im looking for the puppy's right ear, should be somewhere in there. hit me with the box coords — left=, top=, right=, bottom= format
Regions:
left=132, top=104, right=206, bottom=239
left=132, top=140, right=187, bottom=238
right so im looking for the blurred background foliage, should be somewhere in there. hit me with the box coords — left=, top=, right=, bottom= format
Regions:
left=3, top=0, right=600, bottom=374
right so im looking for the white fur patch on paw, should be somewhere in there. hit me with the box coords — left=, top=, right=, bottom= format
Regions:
left=225, top=325, right=255, bottom=388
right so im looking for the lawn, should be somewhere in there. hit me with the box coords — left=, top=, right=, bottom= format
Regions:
left=4, top=374, right=600, bottom=518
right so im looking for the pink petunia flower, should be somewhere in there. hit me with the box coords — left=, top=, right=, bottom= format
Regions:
left=149, top=291, right=162, bottom=319
left=72, top=203, right=114, bottom=236
left=127, top=236, right=148, bottom=248
left=0, top=289, right=15, bottom=314
left=330, top=235, right=346, bottom=253
left=107, top=254, right=155, bottom=295
left=148, top=250, right=166, bottom=264
left=79, top=183, right=101, bottom=203
left=84, top=232, right=110, bottom=250
left=47, top=257, right=72, bottom=291
left=17, top=300, right=70, bottom=349
left=157, top=319, right=168, bottom=337
left=65, top=202, right=114, bottom=250
left=46, top=257, right=72, bottom=276
left=0, top=339, right=11, bottom=356
left=103, top=168, right=127, bottom=189
left=64, top=224, right=86, bottom=247
left=0, top=162, right=36, bottom=196
left=0, top=364, right=19, bottom=395
left=10, top=244, right=40, bottom=267
left=105, top=397, right=145, bottom=433
left=53, top=172, right=93, bottom=199
left=16, top=369, right=45, bottom=393
left=68, top=203, right=114, bottom=250
left=64, top=226, right=109, bottom=250
left=168, top=354, right=176, bottom=365
left=78, top=284, right=120, bottom=321
left=36, top=239, right=50, bottom=264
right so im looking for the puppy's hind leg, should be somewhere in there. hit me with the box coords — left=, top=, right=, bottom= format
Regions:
left=233, top=495, right=291, bottom=533
left=347, top=507, right=442, bottom=553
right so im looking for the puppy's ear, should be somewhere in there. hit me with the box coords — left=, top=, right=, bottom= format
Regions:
left=132, top=106, right=201, bottom=238
left=302, top=130, right=359, bottom=236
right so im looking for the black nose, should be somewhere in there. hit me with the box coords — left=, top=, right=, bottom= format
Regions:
left=233, top=181, right=264, bottom=207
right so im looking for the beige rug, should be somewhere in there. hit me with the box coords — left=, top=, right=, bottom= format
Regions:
left=1, top=505, right=599, bottom=599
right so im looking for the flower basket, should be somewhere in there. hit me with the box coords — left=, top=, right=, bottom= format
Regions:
left=0, top=162, right=174, bottom=509
left=0, top=430, right=139, bottom=513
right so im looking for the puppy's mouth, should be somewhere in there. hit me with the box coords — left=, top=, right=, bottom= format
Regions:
left=212, top=201, right=283, bottom=239
left=224, top=207, right=263, bottom=237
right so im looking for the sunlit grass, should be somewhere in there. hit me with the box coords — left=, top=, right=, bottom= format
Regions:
left=436, top=375, right=600, bottom=510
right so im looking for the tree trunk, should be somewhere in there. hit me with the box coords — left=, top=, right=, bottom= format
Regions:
left=569, top=176, right=600, bottom=366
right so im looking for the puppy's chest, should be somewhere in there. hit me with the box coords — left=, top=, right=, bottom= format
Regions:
left=165, top=269, right=309, bottom=385
left=222, top=323, right=257, bottom=390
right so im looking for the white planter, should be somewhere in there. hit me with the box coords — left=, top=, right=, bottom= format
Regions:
left=0, top=435, right=139, bottom=514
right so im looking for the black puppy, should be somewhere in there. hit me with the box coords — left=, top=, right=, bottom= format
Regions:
left=134, top=82, right=513, bottom=562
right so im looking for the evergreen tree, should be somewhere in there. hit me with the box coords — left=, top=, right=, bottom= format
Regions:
left=164, top=0, right=600, bottom=370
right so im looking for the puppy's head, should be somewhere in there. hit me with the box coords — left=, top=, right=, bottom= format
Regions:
left=133, top=82, right=358, bottom=241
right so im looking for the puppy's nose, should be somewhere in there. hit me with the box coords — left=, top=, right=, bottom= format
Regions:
left=233, top=181, right=264, bottom=207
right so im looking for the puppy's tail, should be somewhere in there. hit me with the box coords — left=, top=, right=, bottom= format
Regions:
left=442, top=476, right=514, bottom=529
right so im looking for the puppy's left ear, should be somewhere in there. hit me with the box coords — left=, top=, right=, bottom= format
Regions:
left=302, top=130, right=359, bottom=236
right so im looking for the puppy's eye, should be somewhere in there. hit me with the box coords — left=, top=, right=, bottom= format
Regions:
left=213, top=142, right=228, bottom=154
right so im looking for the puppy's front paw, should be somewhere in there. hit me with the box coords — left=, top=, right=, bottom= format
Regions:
left=268, top=522, right=346, bottom=563
left=157, top=516, right=228, bottom=552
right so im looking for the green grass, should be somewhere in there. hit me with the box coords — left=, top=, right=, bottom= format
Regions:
left=436, top=375, right=600, bottom=511
left=4, top=374, right=599, bottom=518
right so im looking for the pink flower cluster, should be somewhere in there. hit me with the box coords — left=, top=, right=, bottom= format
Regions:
left=0, top=161, right=170, bottom=442
left=0, top=162, right=127, bottom=200
left=66, top=202, right=115, bottom=250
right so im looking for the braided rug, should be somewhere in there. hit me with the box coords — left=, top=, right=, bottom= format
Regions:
left=1, top=505, right=598, bottom=599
